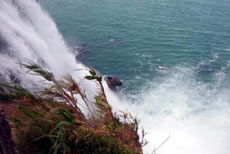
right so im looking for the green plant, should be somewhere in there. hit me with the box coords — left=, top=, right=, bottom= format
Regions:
left=0, top=61, right=145, bottom=154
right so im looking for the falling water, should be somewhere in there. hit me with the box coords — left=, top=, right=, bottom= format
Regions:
left=0, top=0, right=97, bottom=93
left=1, top=0, right=230, bottom=154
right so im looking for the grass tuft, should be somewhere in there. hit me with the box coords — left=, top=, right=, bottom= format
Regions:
left=0, top=61, right=146, bottom=154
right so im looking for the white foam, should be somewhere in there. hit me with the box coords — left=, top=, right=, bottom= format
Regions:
left=105, top=66, right=230, bottom=154
left=0, top=0, right=98, bottom=106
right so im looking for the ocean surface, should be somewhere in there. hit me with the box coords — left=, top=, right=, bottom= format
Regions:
left=39, top=0, right=230, bottom=153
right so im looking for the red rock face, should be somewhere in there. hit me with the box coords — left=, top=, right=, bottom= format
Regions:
left=0, top=110, right=18, bottom=154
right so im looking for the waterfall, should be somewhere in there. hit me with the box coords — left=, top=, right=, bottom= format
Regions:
left=1, top=1, right=230, bottom=154
left=0, top=0, right=95, bottom=92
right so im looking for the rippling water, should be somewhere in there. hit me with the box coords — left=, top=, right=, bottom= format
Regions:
left=41, top=0, right=230, bottom=90
left=40, top=0, right=230, bottom=153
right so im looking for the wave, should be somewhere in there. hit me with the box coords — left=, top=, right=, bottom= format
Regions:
left=106, top=66, right=230, bottom=154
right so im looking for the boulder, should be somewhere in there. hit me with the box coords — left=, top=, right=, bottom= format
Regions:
left=105, top=76, right=122, bottom=91
left=0, top=110, right=18, bottom=154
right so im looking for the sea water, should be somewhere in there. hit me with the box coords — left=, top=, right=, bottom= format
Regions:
left=41, top=0, right=230, bottom=153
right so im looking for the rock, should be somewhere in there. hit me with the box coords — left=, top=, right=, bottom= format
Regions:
left=0, top=110, right=18, bottom=154
left=199, top=65, right=218, bottom=73
left=105, top=76, right=122, bottom=91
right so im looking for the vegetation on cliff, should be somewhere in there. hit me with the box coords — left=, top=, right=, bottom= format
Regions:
left=0, top=61, right=147, bottom=154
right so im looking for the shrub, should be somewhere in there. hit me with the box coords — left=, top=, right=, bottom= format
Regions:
left=0, top=61, right=146, bottom=154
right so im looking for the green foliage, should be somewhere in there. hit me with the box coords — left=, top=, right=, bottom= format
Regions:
left=55, top=109, right=74, bottom=123
left=15, top=104, right=142, bottom=154
left=95, top=95, right=110, bottom=109
left=0, top=82, right=35, bottom=101
left=20, top=60, right=54, bottom=81
left=85, top=68, right=102, bottom=82
left=1, top=61, right=144, bottom=154
left=19, top=106, right=39, bottom=120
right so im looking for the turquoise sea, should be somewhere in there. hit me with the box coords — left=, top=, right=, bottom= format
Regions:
left=40, top=0, right=230, bottom=153
left=41, top=0, right=230, bottom=92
